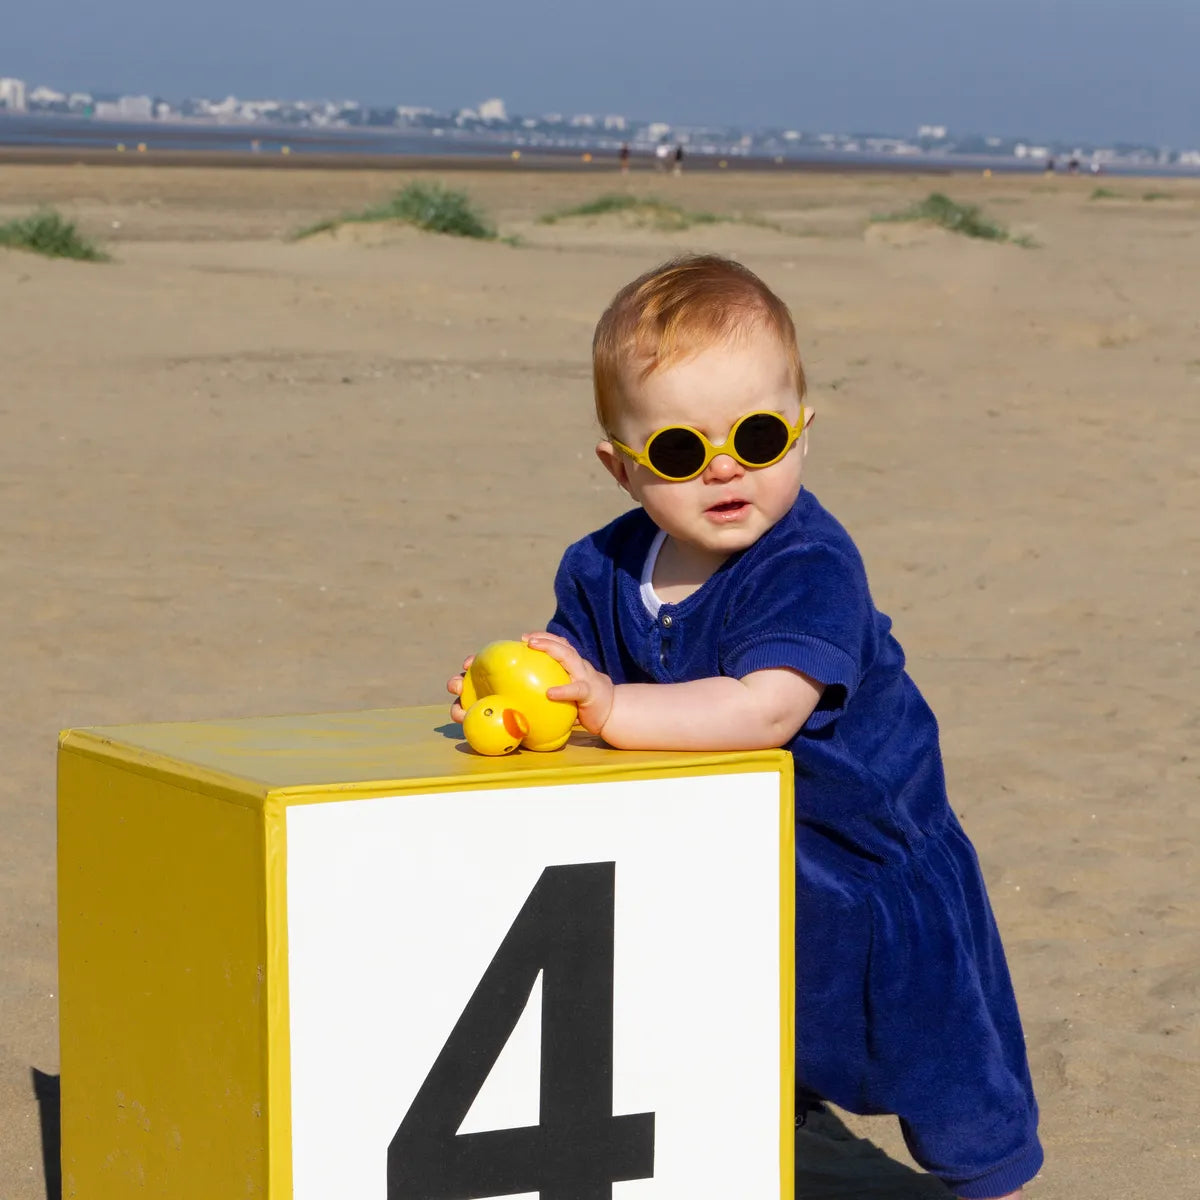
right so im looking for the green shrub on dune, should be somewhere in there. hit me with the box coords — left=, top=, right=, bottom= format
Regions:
left=0, top=209, right=107, bottom=261
left=873, top=192, right=1019, bottom=241
left=381, top=182, right=496, bottom=238
left=292, top=181, right=497, bottom=241
left=538, top=193, right=771, bottom=233
left=540, top=194, right=645, bottom=221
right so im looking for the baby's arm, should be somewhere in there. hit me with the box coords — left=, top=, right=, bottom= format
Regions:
left=527, top=632, right=823, bottom=752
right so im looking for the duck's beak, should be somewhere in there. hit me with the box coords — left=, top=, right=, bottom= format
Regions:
left=503, top=709, right=530, bottom=739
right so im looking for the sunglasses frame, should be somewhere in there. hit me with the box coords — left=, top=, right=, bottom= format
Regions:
left=608, top=406, right=808, bottom=482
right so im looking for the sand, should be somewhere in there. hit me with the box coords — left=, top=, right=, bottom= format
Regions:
left=2, top=161, right=1198, bottom=1197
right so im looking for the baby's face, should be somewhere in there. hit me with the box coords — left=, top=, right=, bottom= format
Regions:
left=598, top=323, right=809, bottom=568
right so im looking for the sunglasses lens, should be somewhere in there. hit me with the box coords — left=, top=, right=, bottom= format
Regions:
left=647, top=427, right=708, bottom=479
left=733, top=413, right=791, bottom=465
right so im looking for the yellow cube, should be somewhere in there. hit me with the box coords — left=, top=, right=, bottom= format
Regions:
left=59, top=707, right=794, bottom=1198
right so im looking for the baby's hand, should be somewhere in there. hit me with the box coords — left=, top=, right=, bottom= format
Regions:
left=524, top=632, right=615, bottom=737
left=446, top=654, right=475, bottom=725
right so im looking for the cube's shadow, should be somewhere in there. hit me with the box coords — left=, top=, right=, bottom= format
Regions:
left=32, top=1069, right=61, bottom=1200
left=34, top=1067, right=949, bottom=1199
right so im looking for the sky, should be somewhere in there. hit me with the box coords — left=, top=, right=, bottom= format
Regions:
left=6, top=0, right=1200, bottom=146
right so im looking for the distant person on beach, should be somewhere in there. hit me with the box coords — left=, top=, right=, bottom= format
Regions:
left=655, top=142, right=671, bottom=171
left=449, top=254, right=1043, bottom=1200
left=673, top=144, right=684, bottom=175
left=619, top=142, right=630, bottom=175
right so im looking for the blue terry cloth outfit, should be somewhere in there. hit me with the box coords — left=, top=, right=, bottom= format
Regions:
left=547, top=488, right=1043, bottom=1199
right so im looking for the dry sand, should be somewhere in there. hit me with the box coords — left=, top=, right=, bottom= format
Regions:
left=2, top=161, right=1198, bottom=1197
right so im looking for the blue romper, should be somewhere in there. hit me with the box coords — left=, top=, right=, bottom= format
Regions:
left=547, top=488, right=1043, bottom=1199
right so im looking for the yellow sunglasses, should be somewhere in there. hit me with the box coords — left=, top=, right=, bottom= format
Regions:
left=608, top=407, right=807, bottom=482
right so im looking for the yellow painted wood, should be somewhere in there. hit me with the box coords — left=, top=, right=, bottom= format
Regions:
left=262, top=795, right=291, bottom=1200
left=58, top=751, right=270, bottom=1198
left=58, top=704, right=795, bottom=1198
left=779, top=771, right=797, bottom=1187
left=59, top=704, right=793, bottom=799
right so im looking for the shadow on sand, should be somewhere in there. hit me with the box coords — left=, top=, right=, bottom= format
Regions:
left=796, top=1106, right=953, bottom=1198
left=32, top=1069, right=61, bottom=1200
left=34, top=1067, right=950, bottom=1199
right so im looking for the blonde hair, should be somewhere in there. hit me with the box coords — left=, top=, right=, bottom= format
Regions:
left=592, top=254, right=806, bottom=432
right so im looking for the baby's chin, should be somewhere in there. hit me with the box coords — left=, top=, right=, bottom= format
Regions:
left=692, top=517, right=774, bottom=554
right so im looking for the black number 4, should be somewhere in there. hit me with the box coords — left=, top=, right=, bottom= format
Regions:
left=388, top=861, right=656, bottom=1199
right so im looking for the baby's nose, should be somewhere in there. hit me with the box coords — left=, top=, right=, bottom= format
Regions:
left=705, top=453, right=744, bottom=482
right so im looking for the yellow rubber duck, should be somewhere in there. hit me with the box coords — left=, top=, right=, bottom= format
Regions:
left=460, top=640, right=578, bottom=755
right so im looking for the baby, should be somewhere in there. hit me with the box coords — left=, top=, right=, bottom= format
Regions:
left=449, top=253, right=1042, bottom=1199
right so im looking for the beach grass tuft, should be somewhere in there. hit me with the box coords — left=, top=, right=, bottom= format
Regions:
left=1142, top=190, right=1171, bottom=201
left=539, top=194, right=645, bottom=221
left=872, top=192, right=1034, bottom=245
left=292, top=181, right=497, bottom=241
left=0, top=209, right=107, bottom=261
left=1089, top=187, right=1121, bottom=200
left=538, top=193, right=781, bottom=234
left=539, top=194, right=720, bottom=231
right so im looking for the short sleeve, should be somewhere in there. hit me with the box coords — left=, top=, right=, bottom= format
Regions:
left=546, top=540, right=604, bottom=667
left=719, top=539, right=879, bottom=729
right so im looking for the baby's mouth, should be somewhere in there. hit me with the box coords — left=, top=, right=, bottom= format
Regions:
left=708, top=499, right=748, bottom=513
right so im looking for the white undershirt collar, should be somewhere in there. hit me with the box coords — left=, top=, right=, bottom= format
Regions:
left=639, top=528, right=668, bottom=617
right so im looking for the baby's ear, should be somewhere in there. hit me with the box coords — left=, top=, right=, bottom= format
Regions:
left=595, top=441, right=631, bottom=490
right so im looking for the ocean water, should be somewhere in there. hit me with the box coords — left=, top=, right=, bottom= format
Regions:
left=0, top=111, right=502, bottom=156
left=2, top=111, right=1196, bottom=177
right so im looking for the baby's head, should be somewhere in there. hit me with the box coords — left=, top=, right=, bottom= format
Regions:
left=591, top=255, right=812, bottom=564
left=593, top=253, right=806, bottom=439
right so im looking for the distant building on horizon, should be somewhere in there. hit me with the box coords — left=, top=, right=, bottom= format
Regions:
left=29, top=84, right=68, bottom=107
left=94, top=94, right=154, bottom=121
left=0, top=77, right=27, bottom=111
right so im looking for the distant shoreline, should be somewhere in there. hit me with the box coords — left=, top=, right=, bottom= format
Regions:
left=3, top=144, right=1197, bottom=180
left=3, top=109, right=1198, bottom=179
left=0, top=144, right=963, bottom=173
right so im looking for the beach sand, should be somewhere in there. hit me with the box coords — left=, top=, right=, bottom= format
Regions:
left=2, top=161, right=1197, bottom=1197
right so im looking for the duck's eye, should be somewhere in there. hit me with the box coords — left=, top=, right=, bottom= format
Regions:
left=483, top=707, right=494, bottom=716
left=504, top=744, right=515, bottom=753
